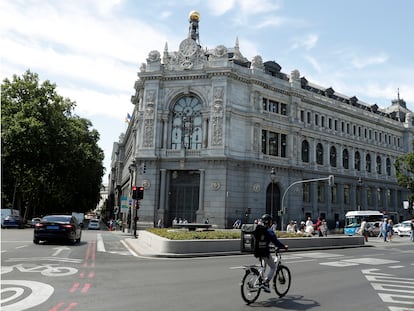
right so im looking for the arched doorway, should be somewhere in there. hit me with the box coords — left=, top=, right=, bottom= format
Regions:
left=266, top=183, right=281, bottom=228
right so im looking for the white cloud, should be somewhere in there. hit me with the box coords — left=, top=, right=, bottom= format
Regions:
left=351, top=53, right=389, bottom=69
left=304, top=55, right=322, bottom=73
left=290, top=34, right=318, bottom=50
left=59, top=87, right=133, bottom=120
left=206, top=0, right=236, bottom=16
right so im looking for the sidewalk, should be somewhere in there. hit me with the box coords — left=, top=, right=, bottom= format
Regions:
left=364, top=235, right=413, bottom=247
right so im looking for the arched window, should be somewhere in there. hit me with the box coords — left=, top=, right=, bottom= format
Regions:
left=316, top=143, right=323, bottom=165
left=355, top=151, right=361, bottom=171
left=171, top=95, right=203, bottom=150
left=301, top=140, right=309, bottom=163
left=366, top=154, right=371, bottom=173
left=376, top=156, right=382, bottom=174
left=330, top=146, right=337, bottom=167
left=343, top=149, right=349, bottom=169
left=386, top=158, right=391, bottom=176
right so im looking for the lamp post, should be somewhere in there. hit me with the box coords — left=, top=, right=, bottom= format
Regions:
left=357, top=177, right=362, bottom=211
left=269, top=168, right=276, bottom=220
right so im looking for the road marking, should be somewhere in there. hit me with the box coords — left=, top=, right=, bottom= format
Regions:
left=295, top=252, right=344, bottom=259
left=96, top=234, right=105, bottom=252
left=81, top=283, right=90, bottom=293
left=52, top=247, right=71, bottom=256
left=121, top=240, right=138, bottom=256
left=362, top=269, right=414, bottom=309
left=1, top=280, right=54, bottom=311
left=320, top=258, right=399, bottom=267
left=15, top=245, right=29, bottom=249
left=6, top=257, right=82, bottom=264
left=320, top=261, right=359, bottom=267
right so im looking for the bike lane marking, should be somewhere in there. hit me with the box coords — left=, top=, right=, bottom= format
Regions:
left=1, top=280, right=54, bottom=311
left=49, top=241, right=96, bottom=310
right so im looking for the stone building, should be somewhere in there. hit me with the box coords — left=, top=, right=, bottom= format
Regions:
left=108, top=11, right=413, bottom=229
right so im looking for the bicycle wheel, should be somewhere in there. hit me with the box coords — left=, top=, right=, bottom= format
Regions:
left=273, top=265, right=291, bottom=297
left=241, top=268, right=261, bottom=304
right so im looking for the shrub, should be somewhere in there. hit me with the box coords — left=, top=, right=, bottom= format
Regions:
left=146, top=228, right=307, bottom=240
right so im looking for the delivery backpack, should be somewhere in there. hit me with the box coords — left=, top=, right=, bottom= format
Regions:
left=253, top=224, right=270, bottom=258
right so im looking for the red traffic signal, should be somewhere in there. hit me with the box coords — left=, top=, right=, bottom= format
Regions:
left=137, top=187, right=144, bottom=200
left=132, top=186, right=144, bottom=200
left=132, top=186, right=138, bottom=199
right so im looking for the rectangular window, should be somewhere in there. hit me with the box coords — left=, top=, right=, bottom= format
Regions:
left=331, top=184, right=337, bottom=203
left=262, top=98, right=267, bottom=111
left=302, top=183, right=310, bottom=203
left=317, top=181, right=325, bottom=203
left=281, top=134, right=286, bottom=157
left=315, top=114, right=319, bottom=126
left=344, top=184, right=350, bottom=205
left=307, top=112, right=311, bottom=124
left=269, top=132, right=278, bottom=156
left=328, top=118, right=332, bottom=129
left=280, top=103, right=287, bottom=115
left=334, top=120, right=338, bottom=131
left=321, top=116, right=325, bottom=127
left=367, top=187, right=372, bottom=206
left=377, top=188, right=383, bottom=207
left=387, top=189, right=392, bottom=207
left=269, top=99, right=278, bottom=113
left=300, top=110, right=305, bottom=122
left=261, top=130, right=267, bottom=154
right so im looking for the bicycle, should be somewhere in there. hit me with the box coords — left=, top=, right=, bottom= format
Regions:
left=240, top=248, right=291, bottom=304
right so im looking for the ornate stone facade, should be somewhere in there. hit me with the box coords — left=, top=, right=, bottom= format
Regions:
left=108, top=12, right=413, bottom=229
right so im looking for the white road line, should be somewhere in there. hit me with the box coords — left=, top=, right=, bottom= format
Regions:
left=120, top=240, right=138, bottom=257
left=96, top=234, right=105, bottom=252
left=6, top=257, right=82, bottom=263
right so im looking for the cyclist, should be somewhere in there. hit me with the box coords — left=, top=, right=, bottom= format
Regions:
left=254, top=214, right=288, bottom=293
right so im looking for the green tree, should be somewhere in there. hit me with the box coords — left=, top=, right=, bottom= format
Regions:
left=395, top=152, right=414, bottom=212
left=1, top=70, right=104, bottom=219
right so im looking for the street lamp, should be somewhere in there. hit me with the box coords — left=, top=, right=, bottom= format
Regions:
left=357, top=176, right=362, bottom=211
left=269, top=168, right=276, bottom=220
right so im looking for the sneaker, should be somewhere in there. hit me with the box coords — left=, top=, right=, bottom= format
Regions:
left=260, top=281, right=270, bottom=293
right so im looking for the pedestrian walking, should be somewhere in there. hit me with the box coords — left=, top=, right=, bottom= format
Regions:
left=358, top=218, right=369, bottom=242
left=410, top=218, right=414, bottom=242
left=387, top=219, right=393, bottom=242
left=378, top=219, right=386, bottom=239
left=320, top=219, right=328, bottom=237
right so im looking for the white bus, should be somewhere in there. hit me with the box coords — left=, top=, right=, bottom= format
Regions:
left=344, top=210, right=384, bottom=235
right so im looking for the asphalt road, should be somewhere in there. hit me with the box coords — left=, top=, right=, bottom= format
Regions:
left=1, top=228, right=413, bottom=311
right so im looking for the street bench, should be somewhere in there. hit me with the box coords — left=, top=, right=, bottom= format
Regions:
left=172, top=223, right=212, bottom=231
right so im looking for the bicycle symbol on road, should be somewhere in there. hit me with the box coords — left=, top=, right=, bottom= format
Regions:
left=1, top=263, right=78, bottom=277
left=1, top=263, right=78, bottom=310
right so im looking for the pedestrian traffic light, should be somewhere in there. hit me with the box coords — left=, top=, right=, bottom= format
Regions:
left=132, top=186, right=138, bottom=199
left=137, top=186, right=144, bottom=200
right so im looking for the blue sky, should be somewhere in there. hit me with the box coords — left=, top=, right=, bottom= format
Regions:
left=2, top=0, right=413, bottom=183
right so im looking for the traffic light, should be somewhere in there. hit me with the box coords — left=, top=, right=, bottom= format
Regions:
left=328, top=175, right=335, bottom=186
left=137, top=187, right=144, bottom=200
left=132, top=186, right=138, bottom=199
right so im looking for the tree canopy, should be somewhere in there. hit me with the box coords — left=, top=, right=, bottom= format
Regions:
left=1, top=70, right=105, bottom=218
left=395, top=152, right=414, bottom=211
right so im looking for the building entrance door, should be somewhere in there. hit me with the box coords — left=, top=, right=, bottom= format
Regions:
left=169, top=171, right=200, bottom=224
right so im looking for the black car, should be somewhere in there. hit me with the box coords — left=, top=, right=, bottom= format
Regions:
left=34, top=215, right=82, bottom=244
